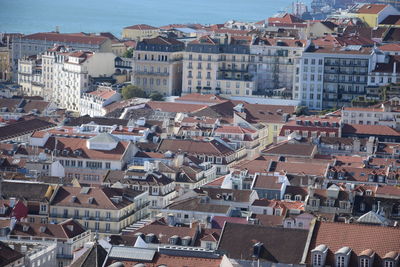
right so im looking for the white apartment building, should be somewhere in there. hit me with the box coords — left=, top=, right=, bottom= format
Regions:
left=42, top=48, right=115, bottom=111
left=249, top=38, right=306, bottom=97
left=27, top=132, right=138, bottom=183
left=342, top=97, right=400, bottom=130
left=368, top=55, right=400, bottom=87
left=295, top=43, right=374, bottom=110
left=79, top=87, right=121, bottom=117
left=17, top=56, right=44, bottom=97
left=182, top=35, right=255, bottom=97
left=12, top=32, right=112, bottom=82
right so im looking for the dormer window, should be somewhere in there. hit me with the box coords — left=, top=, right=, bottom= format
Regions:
left=383, top=251, right=399, bottom=267
left=295, top=195, right=302, bottom=201
left=252, top=242, right=264, bottom=258
left=335, top=247, right=351, bottom=267
left=284, top=194, right=291, bottom=200
left=312, top=244, right=328, bottom=267
left=366, top=190, right=372, bottom=196
left=359, top=249, right=374, bottom=267
left=314, top=253, right=322, bottom=266
left=360, top=257, right=370, bottom=267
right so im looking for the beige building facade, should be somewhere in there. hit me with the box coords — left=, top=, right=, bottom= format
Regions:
left=133, top=36, right=184, bottom=96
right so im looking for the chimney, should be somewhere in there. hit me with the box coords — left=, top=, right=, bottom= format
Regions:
left=393, top=62, right=397, bottom=75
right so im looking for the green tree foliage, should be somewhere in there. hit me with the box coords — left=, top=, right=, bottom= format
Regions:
left=149, top=92, right=164, bottom=101
left=122, top=48, right=133, bottom=58
left=121, top=85, right=146, bottom=99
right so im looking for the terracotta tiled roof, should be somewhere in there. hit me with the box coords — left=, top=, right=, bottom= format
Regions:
left=0, top=241, right=24, bottom=266
left=165, top=197, right=230, bottom=214
left=0, top=118, right=56, bottom=141
left=379, top=43, right=400, bottom=52
left=218, top=223, right=308, bottom=263
left=87, top=89, right=117, bottom=99
left=342, top=124, right=400, bottom=137
left=41, top=136, right=130, bottom=160
left=211, top=216, right=248, bottom=229
left=157, top=139, right=235, bottom=157
left=10, top=219, right=86, bottom=239
left=355, top=4, right=388, bottom=14
left=253, top=174, right=282, bottom=190
left=129, top=220, right=198, bottom=244
left=124, top=24, right=158, bottom=30
left=51, top=186, right=143, bottom=210
left=263, top=142, right=316, bottom=157
left=22, top=32, right=109, bottom=45
left=307, top=221, right=400, bottom=265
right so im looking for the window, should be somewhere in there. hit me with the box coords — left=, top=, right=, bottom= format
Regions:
left=105, top=223, right=110, bottom=232
left=105, top=162, right=111, bottom=169
left=360, top=258, right=369, bottom=267
left=313, top=253, right=322, bottom=266
left=106, top=212, right=111, bottom=219
left=385, top=260, right=394, bottom=267
left=84, top=210, right=90, bottom=218
left=95, top=222, right=100, bottom=230
left=336, top=256, right=345, bottom=267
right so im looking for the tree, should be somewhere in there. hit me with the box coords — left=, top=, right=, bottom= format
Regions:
left=121, top=85, right=146, bottom=99
left=149, top=92, right=164, bottom=101
left=295, top=106, right=309, bottom=116
left=122, top=48, right=133, bottom=58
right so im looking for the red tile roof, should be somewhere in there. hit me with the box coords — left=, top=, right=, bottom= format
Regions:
left=355, top=4, right=389, bottom=14
left=22, top=32, right=109, bottom=45
left=87, top=89, right=117, bottom=99
left=42, top=136, right=130, bottom=160
left=124, top=24, right=159, bottom=30
left=342, top=124, right=400, bottom=136
left=379, top=43, right=400, bottom=52
left=308, top=221, right=400, bottom=265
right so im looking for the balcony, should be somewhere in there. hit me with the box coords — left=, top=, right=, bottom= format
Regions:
left=50, top=209, right=137, bottom=222
left=56, top=254, right=73, bottom=259
left=134, top=70, right=169, bottom=76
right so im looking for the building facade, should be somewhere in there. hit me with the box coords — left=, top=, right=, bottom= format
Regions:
left=133, top=36, right=184, bottom=96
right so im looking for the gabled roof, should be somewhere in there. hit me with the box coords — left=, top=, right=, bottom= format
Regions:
left=157, top=139, right=235, bottom=156
left=342, top=124, right=400, bottom=137
left=357, top=210, right=391, bottom=225
left=307, top=221, right=400, bottom=266
left=124, top=24, right=158, bottom=30
left=50, top=186, right=142, bottom=210
left=165, top=197, right=230, bottom=214
left=0, top=241, right=24, bottom=266
left=218, top=223, right=308, bottom=263
left=1, top=181, right=53, bottom=202
left=380, top=15, right=400, bottom=25
left=262, top=142, right=316, bottom=157
left=22, top=32, right=109, bottom=45
left=355, top=4, right=389, bottom=14
left=0, top=118, right=56, bottom=141
left=70, top=242, right=108, bottom=267
left=10, top=219, right=87, bottom=239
